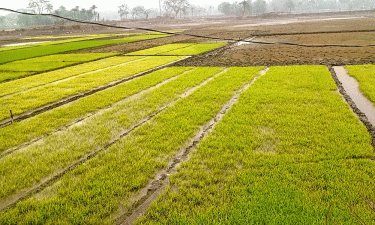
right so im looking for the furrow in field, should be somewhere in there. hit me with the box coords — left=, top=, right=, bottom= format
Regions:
left=135, top=65, right=375, bottom=225
left=0, top=68, right=193, bottom=158
left=0, top=67, right=264, bottom=224
left=0, top=56, right=143, bottom=98
left=329, top=66, right=375, bottom=150
left=0, top=56, right=185, bottom=126
left=0, top=67, right=225, bottom=214
left=120, top=68, right=269, bottom=225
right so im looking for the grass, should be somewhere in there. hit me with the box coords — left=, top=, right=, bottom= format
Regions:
left=0, top=56, right=183, bottom=121
left=0, top=72, right=32, bottom=83
left=0, top=67, right=192, bottom=152
left=0, top=67, right=263, bottom=224
left=345, top=65, right=375, bottom=103
left=0, top=53, right=115, bottom=82
left=0, top=67, right=224, bottom=202
left=0, top=34, right=168, bottom=64
left=0, top=56, right=144, bottom=97
left=126, top=43, right=195, bottom=55
left=126, top=43, right=227, bottom=56
left=136, top=65, right=375, bottom=224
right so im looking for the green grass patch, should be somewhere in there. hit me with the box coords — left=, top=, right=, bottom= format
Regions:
left=0, top=56, right=183, bottom=121
left=0, top=72, right=32, bottom=83
left=345, top=64, right=375, bottom=103
left=0, top=67, right=223, bottom=202
left=126, top=43, right=226, bottom=56
left=136, top=65, right=375, bottom=224
left=0, top=67, right=191, bottom=152
left=0, top=34, right=168, bottom=64
left=0, top=56, right=144, bottom=97
left=0, top=53, right=116, bottom=82
left=126, top=43, right=195, bottom=55
left=0, top=67, right=263, bottom=224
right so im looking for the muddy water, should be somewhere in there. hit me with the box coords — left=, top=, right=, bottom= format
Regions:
left=334, top=66, right=375, bottom=126
left=236, top=37, right=255, bottom=46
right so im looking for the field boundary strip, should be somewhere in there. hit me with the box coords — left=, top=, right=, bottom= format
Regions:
left=0, top=70, right=193, bottom=159
left=0, top=67, right=226, bottom=214
left=328, top=65, right=375, bottom=151
left=0, top=57, right=189, bottom=128
left=118, top=68, right=269, bottom=225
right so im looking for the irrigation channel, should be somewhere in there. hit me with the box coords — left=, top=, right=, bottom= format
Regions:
left=333, top=66, right=375, bottom=127
left=118, top=68, right=269, bottom=225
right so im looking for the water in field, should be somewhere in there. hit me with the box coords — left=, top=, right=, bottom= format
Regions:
left=334, top=66, right=375, bottom=126
left=3, top=41, right=50, bottom=47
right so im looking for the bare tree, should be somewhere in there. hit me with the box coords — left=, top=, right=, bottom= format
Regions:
left=118, top=4, right=129, bottom=19
left=163, top=0, right=190, bottom=17
left=253, top=0, right=266, bottom=15
left=284, top=0, right=295, bottom=13
left=27, top=0, right=53, bottom=14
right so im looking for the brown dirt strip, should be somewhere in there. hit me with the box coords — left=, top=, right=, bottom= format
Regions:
left=328, top=65, right=375, bottom=151
left=116, top=68, right=269, bottom=225
left=0, top=57, right=189, bottom=128
left=255, top=29, right=375, bottom=37
left=0, top=72, right=190, bottom=160
left=0, top=67, right=225, bottom=214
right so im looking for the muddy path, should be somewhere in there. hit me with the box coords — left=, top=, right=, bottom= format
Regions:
left=0, top=67, right=226, bottom=214
left=328, top=66, right=375, bottom=150
left=0, top=57, right=188, bottom=128
left=117, top=68, right=269, bottom=225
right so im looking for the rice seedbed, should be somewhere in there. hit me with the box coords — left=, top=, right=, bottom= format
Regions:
left=136, top=65, right=375, bottom=224
left=345, top=64, right=375, bottom=103
left=0, top=34, right=168, bottom=64
left=126, top=43, right=195, bottom=55
left=0, top=56, right=144, bottom=97
left=0, top=67, right=263, bottom=224
left=0, top=56, right=183, bottom=121
left=0, top=67, right=192, bottom=153
left=0, top=72, right=32, bottom=83
left=0, top=67, right=224, bottom=204
left=126, top=43, right=226, bottom=56
left=162, top=43, right=227, bottom=55
left=0, top=53, right=115, bottom=75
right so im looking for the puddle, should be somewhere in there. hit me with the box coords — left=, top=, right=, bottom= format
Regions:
left=334, top=66, right=375, bottom=126
left=236, top=37, right=255, bottom=46
left=3, top=41, right=50, bottom=47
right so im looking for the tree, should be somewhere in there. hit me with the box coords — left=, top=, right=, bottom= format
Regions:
left=240, top=0, right=252, bottom=15
left=163, top=0, right=190, bottom=17
left=131, top=6, right=146, bottom=19
left=118, top=4, right=129, bottom=19
left=0, top=16, right=5, bottom=27
left=284, top=0, right=295, bottom=13
left=159, top=0, right=163, bottom=16
left=218, top=2, right=232, bottom=15
left=90, top=5, right=98, bottom=21
left=253, top=0, right=266, bottom=14
left=27, top=0, right=53, bottom=14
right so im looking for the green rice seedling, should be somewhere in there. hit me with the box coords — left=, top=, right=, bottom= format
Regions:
left=0, top=56, right=183, bottom=121
left=0, top=67, right=263, bottom=224
left=0, top=67, right=224, bottom=203
left=0, top=67, right=192, bottom=152
left=126, top=43, right=194, bottom=55
left=345, top=64, right=375, bottom=103
left=0, top=72, right=32, bottom=83
left=163, top=43, right=227, bottom=55
left=136, top=65, right=375, bottom=224
left=0, top=34, right=168, bottom=64
left=0, top=56, right=144, bottom=97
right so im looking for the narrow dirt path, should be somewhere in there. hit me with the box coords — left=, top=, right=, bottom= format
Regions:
left=329, top=66, right=375, bottom=149
left=0, top=67, right=226, bottom=215
left=117, top=68, right=269, bottom=225
left=0, top=57, right=188, bottom=128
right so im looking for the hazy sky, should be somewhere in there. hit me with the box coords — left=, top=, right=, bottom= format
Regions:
left=1, top=0, right=237, bottom=16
